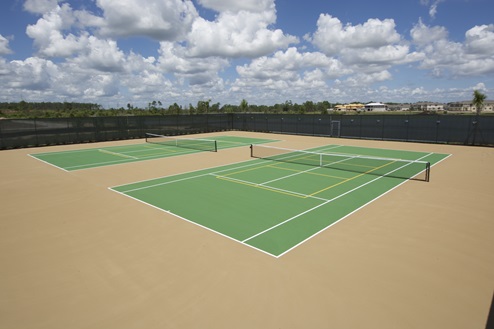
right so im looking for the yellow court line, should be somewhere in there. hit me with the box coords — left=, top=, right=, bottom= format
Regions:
left=98, top=149, right=137, bottom=159
left=216, top=157, right=397, bottom=199
left=222, top=152, right=320, bottom=178
left=269, top=165, right=347, bottom=180
left=137, top=151, right=178, bottom=157
left=217, top=161, right=281, bottom=177
left=143, top=145, right=178, bottom=152
left=310, top=160, right=397, bottom=197
left=215, top=175, right=308, bottom=199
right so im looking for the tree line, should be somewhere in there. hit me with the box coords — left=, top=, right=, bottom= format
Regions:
left=0, top=99, right=334, bottom=119
left=0, top=90, right=486, bottom=119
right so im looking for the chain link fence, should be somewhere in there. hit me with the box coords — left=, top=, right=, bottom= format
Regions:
left=1, top=113, right=492, bottom=149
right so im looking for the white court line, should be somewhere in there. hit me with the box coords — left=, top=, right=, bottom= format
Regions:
left=117, top=145, right=347, bottom=193
left=275, top=153, right=452, bottom=258
left=111, top=149, right=450, bottom=258
left=109, top=188, right=279, bottom=258
left=63, top=148, right=197, bottom=170
left=211, top=174, right=329, bottom=201
left=242, top=153, right=434, bottom=247
left=117, top=159, right=275, bottom=193
left=98, top=149, right=138, bottom=159
left=28, top=154, right=69, bottom=172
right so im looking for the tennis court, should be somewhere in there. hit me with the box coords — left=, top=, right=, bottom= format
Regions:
left=3, top=131, right=493, bottom=329
left=29, top=135, right=277, bottom=171
left=111, top=144, right=450, bottom=257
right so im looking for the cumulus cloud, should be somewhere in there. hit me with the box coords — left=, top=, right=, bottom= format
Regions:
left=26, top=3, right=84, bottom=57
left=69, top=37, right=126, bottom=72
left=0, top=35, right=13, bottom=55
left=158, top=42, right=228, bottom=78
left=7, top=57, right=58, bottom=90
left=410, top=18, right=448, bottom=46
left=230, top=47, right=351, bottom=101
left=307, top=14, right=425, bottom=86
left=197, top=0, right=274, bottom=13
left=310, top=15, right=401, bottom=55
left=342, top=71, right=392, bottom=87
left=465, top=24, right=494, bottom=55
left=412, top=20, right=494, bottom=77
left=236, top=47, right=345, bottom=81
left=0, top=0, right=490, bottom=106
left=186, top=9, right=298, bottom=58
left=23, top=0, right=60, bottom=14
left=95, top=0, right=198, bottom=41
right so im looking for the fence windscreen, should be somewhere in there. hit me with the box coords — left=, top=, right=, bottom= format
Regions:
left=1, top=114, right=492, bottom=149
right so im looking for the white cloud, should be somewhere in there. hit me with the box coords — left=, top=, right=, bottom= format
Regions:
left=410, top=18, right=448, bottom=46
left=412, top=21, right=494, bottom=77
left=7, top=57, right=58, bottom=90
left=158, top=42, right=229, bottom=79
left=26, top=3, right=84, bottom=57
left=186, top=10, right=298, bottom=58
left=197, top=0, right=274, bottom=13
left=95, top=0, right=198, bottom=41
left=342, top=71, right=392, bottom=87
left=419, top=0, right=444, bottom=19
left=342, top=45, right=412, bottom=66
left=0, top=35, right=13, bottom=55
left=68, top=37, right=126, bottom=72
left=308, top=14, right=425, bottom=85
left=236, top=47, right=345, bottom=80
left=23, top=0, right=60, bottom=14
left=310, top=15, right=401, bottom=56
left=465, top=24, right=494, bottom=55
left=430, top=0, right=444, bottom=19
left=0, top=0, right=491, bottom=106
left=230, top=47, right=353, bottom=102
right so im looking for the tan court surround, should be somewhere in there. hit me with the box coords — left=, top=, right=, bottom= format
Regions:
left=1, top=131, right=493, bottom=329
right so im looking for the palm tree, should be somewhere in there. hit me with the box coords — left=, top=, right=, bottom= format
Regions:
left=472, top=90, right=487, bottom=116
left=471, top=90, right=487, bottom=145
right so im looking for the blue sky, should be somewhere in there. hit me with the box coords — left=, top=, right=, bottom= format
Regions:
left=0, top=0, right=493, bottom=108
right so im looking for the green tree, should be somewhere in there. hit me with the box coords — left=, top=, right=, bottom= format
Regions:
left=239, top=99, right=248, bottom=113
left=197, top=99, right=210, bottom=114
left=168, top=103, right=181, bottom=115
left=210, top=102, right=220, bottom=113
left=472, top=90, right=487, bottom=116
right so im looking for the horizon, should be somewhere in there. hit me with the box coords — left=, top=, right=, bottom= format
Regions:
left=0, top=0, right=493, bottom=108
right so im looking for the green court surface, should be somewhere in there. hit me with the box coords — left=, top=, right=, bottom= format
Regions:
left=29, top=135, right=277, bottom=171
left=111, top=144, right=450, bottom=257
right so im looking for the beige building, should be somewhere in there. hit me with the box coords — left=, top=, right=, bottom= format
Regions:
left=447, top=100, right=494, bottom=112
left=334, top=103, right=365, bottom=111
left=414, top=102, right=445, bottom=112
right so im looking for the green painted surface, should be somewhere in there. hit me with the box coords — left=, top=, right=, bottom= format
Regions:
left=30, top=136, right=277, bottom=171
left=112, top=145, right=450, bottom=257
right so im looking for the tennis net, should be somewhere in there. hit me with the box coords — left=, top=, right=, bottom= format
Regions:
left=145, top=133, right=217, bottom=152
left=250, top=144, right=431, bottom=182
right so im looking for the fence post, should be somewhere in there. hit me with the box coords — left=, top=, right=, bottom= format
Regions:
left=33, top=118, right=39, bottom=146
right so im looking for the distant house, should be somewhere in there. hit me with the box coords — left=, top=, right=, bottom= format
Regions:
left=447, top=100, right=494, bottom=112
left=387, top=104, right=411, bottom=111
left=364, top=102, right=387, bottom=112
left=415, top=102, right=444, bottom=112
left=334, top=103, right=365, bottom=111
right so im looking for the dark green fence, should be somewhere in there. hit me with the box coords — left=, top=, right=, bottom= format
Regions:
left=232, top=114, right=493, bottom=146
left=1, top=113, right=492, bottom=149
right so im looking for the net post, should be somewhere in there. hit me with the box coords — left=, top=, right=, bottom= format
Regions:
left=250, top=144, right=253, bottom=158
left=425, top=162, right=431, bottom=182
left=214, top=140, right=218, bottom=152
